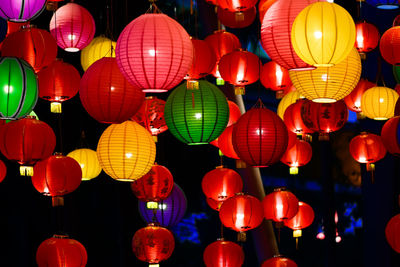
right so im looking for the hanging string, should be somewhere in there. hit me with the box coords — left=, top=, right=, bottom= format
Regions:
left=194, top=0, right=199, bottom=38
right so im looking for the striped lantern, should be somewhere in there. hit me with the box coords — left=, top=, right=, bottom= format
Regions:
left=67, top=148, right=102, bottom=181
left=0, top=0, right=46, bottom=22
left=361, top=87, right=399, bottom=120
left=81, top=36, right=116, bottom=71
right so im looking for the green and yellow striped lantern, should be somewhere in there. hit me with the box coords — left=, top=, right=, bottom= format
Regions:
left=164, top=80, right=229, bottom=145
left=81, top=36, right=116, bottom=71
left=0, top=57, right=38, bottom=120
left=67, top=148, right=102, bottom=181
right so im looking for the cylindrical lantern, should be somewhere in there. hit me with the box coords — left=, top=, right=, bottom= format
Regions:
left=80, top=57, right=145, bottom=123
left=361, top=86, right=399, bottom=120
left=0, top=0, right=46, bottom=22
left=218, top=125, right=240, bottom=159
left=49, top=3, right=95, bottom=52
left=366, top=0, right=399, bottom=9
left=355, top=21, right=380, bottom=55
left=344, top=79, right=376, bottom=113
left=277, top=91, right=302, bottom=120
left=97, top=121, right=156, bottom=182
left=263, top=188, right=299, bottom=222
left=283, top=99, right=314, bottom=135
left=202, top=166, right=243, bottom=201
left=291, top=2, right=356, bottom=67
left=280, top=139, right=312, bottom=175
left=381, top=116, right=400, bottom=156
left=217, top=0, right=258, bottom=12
left=67, top=148, right=102, bottom=181
left=260, top=61, right=292, bottom=97
left=116, top=13, right=193, bottom=93
left=385, top=214, right=400, bottom=253
left=217, top=7, right=256, bottom=29
left=380, top=26, right=400, bottom=65
left=203, top=239, right=245, bottom=267
left=186, top=39, right=216, bottom=81
left=81, top=36, right=116, bottom=71
left=284, top=201, right=315, bottom=238
left=262, top=256, right=298, bottom=267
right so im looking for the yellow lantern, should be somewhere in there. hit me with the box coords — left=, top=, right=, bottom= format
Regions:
left=361, top=87, right=399, bottom=120
left=97, top=121, right=156, bottom=182
left=81, top=36, right=116, bottom=71
left=289, top=47, right=361, bottom=103
left=67, top=148, right=102, bottom=181
left=277, top=90, right=302, bottom=120
left=291, top=2, right=356, bottom=67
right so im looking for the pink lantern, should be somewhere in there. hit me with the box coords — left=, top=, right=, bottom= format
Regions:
left=0, top=0, right=46, bottom=22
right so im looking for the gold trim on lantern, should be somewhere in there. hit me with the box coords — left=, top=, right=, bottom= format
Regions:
left=146, top=201, right=158, bottom=209
left=293, top=229, right=302, bottom=238
left=234, top=86, right=245, bottom=95
left=237, top=232, right=247, bottom=242
left=51, top=102, right=62, bottom=113
left=289, top=167, right=298, bottom=175
left=20, top=166, right=33, bottom=176
left=216, top=78, right=225, bottom=86
left=52, top=196, right=65, bottom=207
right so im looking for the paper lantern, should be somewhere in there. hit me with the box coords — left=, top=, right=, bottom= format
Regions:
left=217, top=0, right=258, bottom=12
left=262, top=256, right=298, bottom=267
left=277, top=91, right=302, bottom=120
left=260, top=61, right=292, bottom=97
left=381, top=116, right=400, bottom=156
left=344, top=79, right=376, bottom=113
left=0, top=57, right=38, bottom=120
left=366, top=0, right=399, bottom=9
left=385, top=214, right=400, bottom=253
left=263, top=188, right=299, bottom=222
left=280, top=139, right=312, bottom=175
left=258, top=0, right=277, bottom=22
left=164, top=80, right=229, bottom=145
left=291, top=2, right=356, bottom=67
left=355, top=21, right=380, bottom=55
left=217, top=6, right=256, bottom=29
left=49, top=3, right=95, bottom=52
left=202, top=166, right=243, bottom=201
left=289, top=47, right=361, bottom=103
left=361, top=87, right=399, bottom=120
left=0, top=160, right=6, bottom=183
left=186, top=39, right=216, bottom=81
left=116, top=13, right=193, bottom=93
left=1, top=26, right=57, bottom=73
left=97, top=121, right=156, bottom=182
left=203, top=239, right=245, bottom=267
left=283, top=100, right=314, bottom=135
left=80, top=57, right=145, bottom=123
left=284, top=201, right=315, bottom=239
left=36, top=235, right=87, bottom=267
left=232, top=99, right=288, bottom=167
left=380, top=26, right=400, bottom=65
left=81, top=36, right=116, bottom=71
left=218, top=125, right=240, bottom=159
left=0, top=0, right=46, bottom=22
left=67, top=148, right=102, bottom=181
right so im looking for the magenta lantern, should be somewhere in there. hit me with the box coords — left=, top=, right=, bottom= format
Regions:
left=0, top=0, right=46, bottom=22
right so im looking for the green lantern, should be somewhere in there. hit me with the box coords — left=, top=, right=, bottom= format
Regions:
left=0, top=57, right=38, bottom=120
left=394, top=65, right=400, bottom=84
left=165, top=80, right=229, bottom=145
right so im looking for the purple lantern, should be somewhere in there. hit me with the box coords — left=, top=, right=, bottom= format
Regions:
left=0, top=0, right=47, bottom=22
left=139, top=183, right=187, bottom=228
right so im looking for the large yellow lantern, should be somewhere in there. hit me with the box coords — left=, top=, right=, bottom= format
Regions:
left=277, top=90, right=302, bottom=120
left=67, top=148, right=102, bottom=181
left=289, top=47, right=361, bottom=103
left=80, top=36, right=116, bottom=71
left=291, top=2, right=356, bottom=67
left=361, top=87, right=399, bottom=120
left=97, top=121, right=156, bottom=182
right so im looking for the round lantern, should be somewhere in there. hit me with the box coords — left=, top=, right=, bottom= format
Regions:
left=217, top=6, right=256, bottom=29
left=355, top=21, right=380, bottom=55
left=283, top=100, right=314, bottom=136
left=259, top=0, right=277, bottom=22
left=277, top=91, right=302, bottom=120
left=49, top=3, right=95, bottom=52
left=289, top=47, right=361, bottom=103
left=67, top=148, right=102, bottom=181
left=284, top=201, right=314, bottom=239
left=81, top=36, right=116, bottom=71
left=344, top=79, right=376, bottom=113
left=263, top=188, right=299, bottom=222
left=203, top=239, right=245, bottom=267
left=361, top=86, right=399, bottom=120
left=380, top=26, right=400, bottom=65
left=164, top=80, right=229, bottom=145
left=217, top=0, right=257, bottom=12
left=202, top=166, right=243, bottom=201
left=280, top=139, right=312, bottom=175
left=260, top=61, right=292, bottom=97
left=232, top=99, right=288, bottom=167
left=291, top=2, right=356, bottom=67
left=97, top=120, right=156, bottom=182
left=366, top=0, right=399, bottom=9
left=218, top=125, right=240, bottom=159
left=385, top=214, right=400, bottom=253
left=0, top=159, right=6, bottom=183
left=0, top=117, right=56, bottom=176
left=139, top=183, right=187, bottom=228
left=116, top=13, right=193, bottom=93
left=0, top=57, right=38, bottom=120
left=1, top=26, right=57, bottom=73
left=132, top=223, right=175, bottom=266
left=381, top=116, right=400, bottom=156
left=80, top=57, right=145, bottom=123
left=38, top=59, right=81, bottom=113
left=0, top=0, right=46, bottom=22
left=186, top=39, right=216, bottom=81
left=262, top=256, right=298, bottom=267
left=36, top=235, right=87, bottom=267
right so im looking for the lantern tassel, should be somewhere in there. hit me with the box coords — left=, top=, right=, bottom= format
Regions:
left=237, top=232, right=246, bottom=242
left=20, top=165, right=34, bottom=176
left=52, top=196, right=64, bottom=207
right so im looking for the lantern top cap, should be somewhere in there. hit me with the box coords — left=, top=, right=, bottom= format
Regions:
left=21, top=24, right=36, bottom=30
left=52, top=234, right=69, bottom=239
left=53, top=152, right=63, bottom=156
left=216, top=238, right=225, bottom=241
left=273, top=187, right=288, bottom=192
left=213, top=29, right=226, bottom=34
left=216, top=165, right=224, bottom=169
left=148, top=222, right=161, bottom=227
left=235, top=192, right=245, bottom=196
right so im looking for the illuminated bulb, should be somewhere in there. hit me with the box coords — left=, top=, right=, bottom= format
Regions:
left=314, top=31, right=323, bottom=39
left=379, top=98, right=384, bottom=103
left=110, top=86, right=115, bottom=91
left=3, top=85, right=13, bottom=93
left=357, top=35, right=364, bottom=48
left=236, top=213, right=245, bottom=220
left=354, top=101, right=361, bottom=108
left=195, top=113, right=202, bottom=119
left=316, top=232, right=325, bottom=240
left=159, top=203, right=167, bottom=210
left=68, top=34, right=76, bottom=40
left=148, top=49, right=156, bottom=56
left=276, top=66, right=283, bottom=86
left=125, top=152, right=133, bottom=159
left=321, top=74, right=328, bottom=82
left=80, top=164, right=85, bottom=168
left=335, top=235, right=342, bottom=243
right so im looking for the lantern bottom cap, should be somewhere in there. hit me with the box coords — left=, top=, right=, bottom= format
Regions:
left=373, top=117, right=389, bottom=120
left=313, top=63, right=334, bottom=67
left=64, top=47, right=80, bottom=52
left=289, top=66, right=316, bottom=71
left=188, top=142, right=209, bottom=145
left=312, top=98, right=337, bottom=103
left=376, top=4, right=399, bottom=9
left=114, top=178, right=136, bottom=182
left=142, top=89, right=169, bottom=93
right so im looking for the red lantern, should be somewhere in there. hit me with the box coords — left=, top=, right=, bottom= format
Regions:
left=259, top=0, right=277, bottom=22
left=280, top=139, right=312, bottom=175
left=217, top=7, right=256, bottom=29
left=394, top=15, right=400, bottom=27
left=355, top=21, right=380, bottom=55
left=36, top=235, right=87, bottom=267
left=132, top=223, right=175, bottom=265
left=203, top=239, right=245, bottom=267
left=380, top=26, right=400, bottom=65
left=344, top=79, right=376, bottom=113
left=6, top=21, right=30, bottom=35
left=0, top=117, right=56, bottom=176
left=217, top=0, right=258, bottom=12
left=381, top=116, right=400, bottom=156
left=1, top=26, right=57, bottom=73
left=202, top=166, right=243, bottom=201
left=211, top=100, right=241, bottom=149
left=283, top=100, right=314, bottom=136
left=385, top=214, right=400, bottom=253
left=186, top=39, right=216, bottom=81
left=218, top=125, right=240, bottom=159
left=116, top=13, right=193, bottom=93
left=263, top=188, right=299, bottom=222
left=80, top=57, right=145, bottom=124
left=284, top=201, right=314, bottom=239
left=227, top=100, right=242, bottom=127
left=130, top=164, right=174, bottom=209
left=260, top=61, right=292, bottom=97
left=262, top=256, right=298, bottom=267
left=0, top=160, right=6, bottom=183
left=232, top=99, right=288, bottom=167
left=38, top=59, right=81, bottom=113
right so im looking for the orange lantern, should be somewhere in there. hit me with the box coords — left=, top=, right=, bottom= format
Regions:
left=260, top=61, right=292, bottom=98
left=380, top=26, right=400, bottom=65
left=284, top=201, right=314, bottom=242
left=344, top=79, right=376, bottom=113
left=283, top=99, right=314, bottom=137
left=202, top=166, right=243, bottom=201
left=280, top=139, right=312, bottom=175
left=203, top=239, right=245, bottom=267
left=355, top=21, right=380, bottom=56
left=263, top=188, right=299, bottom=223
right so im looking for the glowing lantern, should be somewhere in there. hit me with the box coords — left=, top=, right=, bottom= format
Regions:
left=258, top=0, right=277, bottom=22
left=361, top=87, right=399, bottom=120
left=164, top=80, right=229, bottom=145
left=217, top=0, right=258, bottom=12
left=80, top=57, right=145, bottom=123
left=36, top=235, right=87, bottom=267
left=381, top=116, right=400, bottom=156
left=277, top=91, right=302, bottom=120
left=263, top=188, right=299, bottom=222
left=203, top=239, right=245, bottom=267
left=1, top=26, right=57, bottom=73
left=217, top=7, right=256, bottom=29
left=218, top=125, right=240, bottom=159
left=186, top=39, right=216, bottom=83
left=97, top=121, right=156, bottom=182
left=232, top=99, right=288, bottom=167
left=355, top=21, right=380, bottom=56
left=260, top=61, right=292, bottom=98
left=344, top=79, right=376, bottom=113
left=131, top=164, right=174, bottom=209
left=380, top=26, right=400, bottom=65
left=0, top=160, right=6, bottom=183
left=289, top=47, right=361, bottom=103
left=291, top=2, right=356, bottom=67
left=202, top=166, right=243, bottom=201
left=0, top=0, right=46, bottom=22
left=280, top=139, right=312, bottom=175
left=38, top=59, right=81, bottom=113
left=385, top=214, right=400, bottom=253
left=227, top=100, right=242, bottom=126
left=67, top=148, right=102, bottom=181
left=262, top=256, right=298, bottom=267
left=284, top=201, right=314, bottom=241
left=283, top=100, right=314, bottom=136
left=81, top=36, right=116, bottom=71
left=366, top=0, right=399, bottom=9
left=0, top=117, right=55, bottom=176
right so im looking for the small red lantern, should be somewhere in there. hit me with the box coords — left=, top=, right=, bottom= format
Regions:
left=263, top=188, right=299, bottom=223
left=132, top=223, right=175, bottom=266
left=217, top=7, right=256, bottom=29
left=131, top=164, right=174, bottom=209
left=344, top=79, right=376, bottom=113
left=38, top=59, right=81, bottom=113
left=203, top=239, right=245, bottom=267
left=284, top=201, right=314, bottom=242
left=385, top=214, right=400, bottom=253
left=260, top=61, right=292, bottom=98
left=202, top=166, right=243, bottom=201
left=283, top=100, right=314, bottom=136
left=280, top=139, right=312, bottom=175
left=355, top=21, right=380, bottom=56
left=218, top=125, right=240, bottom=159
left=0, top=160, right=6, bottom=183
left=380, top=26, right=400, bottom=66
left=217, top=0, right=258, bottom=12
left=186, top=39, right=216, bottom=82
left=381, top=116, right=400, bottom=156
left=262, top=256, right=298, bottom=267
left=36, top=235, right=87, bottom=267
